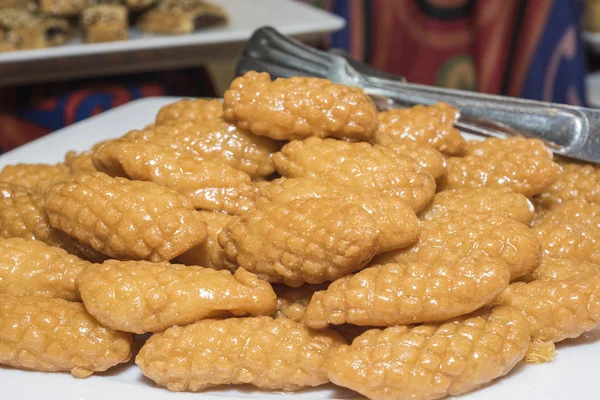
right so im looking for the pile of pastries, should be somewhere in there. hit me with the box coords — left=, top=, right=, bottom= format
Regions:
left=0, top=70, right=599, bottom=400
left=0, top=0, right=227, bottom=51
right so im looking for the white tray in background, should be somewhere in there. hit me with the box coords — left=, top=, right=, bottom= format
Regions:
left=0, top=0, right=345, bottom=87
left=1, top=97, right=599, bottom=400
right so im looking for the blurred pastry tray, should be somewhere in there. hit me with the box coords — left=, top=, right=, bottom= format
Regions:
left=0, top=0, right=344, bottom=87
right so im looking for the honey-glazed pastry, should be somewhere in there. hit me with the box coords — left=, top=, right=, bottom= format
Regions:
left=0, top=183, right=105, bottom=262
left=77, top=260, right=277, bottom=333
left=255, top=178, right=420, bottom=254
left=272, top=283, right=327, bottom=322
left=421, top=188, right=535, bottom=225
left=136, top=316, right=345, bottom=391
left=155, top=98, right=223, bottom=124
left=537, top=162, right=600, bottom=207
left=378, top=140, right=447, bottom=181
left=305, top=253, right=510, bottom=328
left=373, top=211, right=541, bottom=281
left=218, top=197, right=380, bottom=287
left=0, top=295, right=132, bottom=378
left=328, top=307, right=530, bottom=400
left=136, top=0, right=228, bottom=34
left=43, top=172, right=208, bottom=261
left=81, top=4, right=128, bottom=43
left=125, top=119, right=280, bottom=179
left=64, top=151, right=98, bottom=174
left=0, top=163, right=70, bottom=191
left=0, top=238, right=90, bottom=301
left=522, top=256, right=600, bottom=282
left=442, top=137, right=562, bottom=197
left=374, top=102, right=467, bottom=156
left=92, top=139, right=256, bottom=213
left=176, top=210, right=232, bottom=270
left=223, top=71, right=378, bottom=141
left=273, top=137, right=436, bottom=213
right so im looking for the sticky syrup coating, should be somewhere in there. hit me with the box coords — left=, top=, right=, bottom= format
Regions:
left=442, top=137, right=562, bottom=197
left=155, top=98, right=223, bottom=124
left=43, top=172, right=208, bottom=262
left=254, top=177, right=420, bottom=254
left=421, top=188, right=535, bottom=225
left=374, top=102, right=467, bottom=156
left=305, top=253, right=509, bottom=328
left=0, top=238, right=90, bottom=301
left=0, top=163, right=70, bottom=191
left=136, top=316, right=346, bottom=391
left=532, top=200, right=600, bottom=264
left=126, top=118, right=280, bottom=179
left=223, top=71, right=378, bottom=141
left=273, top=137, right=436, bottom=213
left=378, top=140, right=447, bottom=181
left=77, top=260, right=277, bottom=334
left=92, top=139, right=255, bottom=213
left=218, top=197, right=380, bottom=287
left=0, top=183, right=105, bottom=262
left=64, top=151, right=98, bottom=175
left=0, top=295, right=132, bottom=378
left=537, top=162, right=600, bottom=207
left=272, top=283, right=327, bottom=323
left=176, top=210, right=233, bottom=270
left=328, top=306, right=530, bottom=400
left=373, top=212, right=541, bottom=281
left=522, top=256, right=600, bottom=282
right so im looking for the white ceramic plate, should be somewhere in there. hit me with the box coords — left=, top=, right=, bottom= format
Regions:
left=1, top=97, right=598, bottom=400
left=0, top=0, right=345, bottom=85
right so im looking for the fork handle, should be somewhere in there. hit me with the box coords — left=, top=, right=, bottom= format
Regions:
left=357, top=75, right=600, bottom=163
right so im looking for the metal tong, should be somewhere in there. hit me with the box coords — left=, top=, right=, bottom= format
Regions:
left=237, top=27, right=600, bottom=164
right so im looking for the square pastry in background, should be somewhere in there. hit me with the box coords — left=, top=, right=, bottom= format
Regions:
left=81, top=4, right=128, bottom=43
left=39, top=0, right=89, bottom=15
left=0, top=7, right=71, bottom=51
left=136, top=0, right=228, bottom=35
left=0, top=0, right=38, bottom=11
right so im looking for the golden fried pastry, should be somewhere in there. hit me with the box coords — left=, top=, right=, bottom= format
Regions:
left=273, top=138, right=436, bottom=213
left=374, top=212, right=540, bottom=281
left=532, top=200, right=600, bottom=264
left=0, top=238, right=90, bottom=301
left=176, top=210, right=232, bottom=270
left=0, top=295, right=132, bottom=378
left=125, top=119, right=279, bottom=179
left=305, top=254, right=509, bottom=328
left=374, top=102, right=467, bottom=156
left=331, top=324, right=375, bottom=343
left=255, top=178, right=420, bottom=253
left=223, top=71, right=378, bottom=141
left=92, top=139, right=255, bottom=213
left=522, top=257, right=600, bottom=282
left=155, top=98, right=223, bottom=124
left=0, top=183, right=104, bottom=262
left=77, top=260, right=276, bottom=333
left=218, top=198, right=380, bottom=287
left=0, top=163, right=69, bottom=191
left=378, top=140, right=447, bottom=181
left=537, top=162, right=600, bottom=207
left=136, top=316, right=345, bottom=391
left=421, top=188, right=535, bottom=225
left=328, top=306, right=530, bottom=400
left=43, top=172, right=208, bottom=262
left=64, top=151, right=97, bottom=175
left=442, top=137, right=562, bottom=197
left=272, top=283, right=327, bottom=322
left=495, top=276, right=600, bottom=343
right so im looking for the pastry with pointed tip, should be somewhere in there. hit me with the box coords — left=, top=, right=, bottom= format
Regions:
left=442, top=137, right=562, bottom=197
left=273, top=137, right=436, bottom=213
left=255, top=178, right=420, bottom=253
left=136, top=316, right=345, bottom=392
left=305, top=253, right=509, bottom=328
left=64, top=151, right=97, bottom=175
left=155, top=98, right=223, bottom=125
left=0, top=295, right=132, bottom=378
left=223, top=71, right=378, bottom=141
left=328, top=306, right=530, bottom=400
left=374, top=102, right=466, bottom=156
left=0, top=237, right=90, bottom=301
left=43, top=172, right=208, bottom=262
left=77, top=260, right=277, bottom=333
left=219, top=197, right=380, bottom=287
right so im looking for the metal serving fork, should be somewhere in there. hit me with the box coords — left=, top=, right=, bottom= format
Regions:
left=236, top=27, right=600, bottom=164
